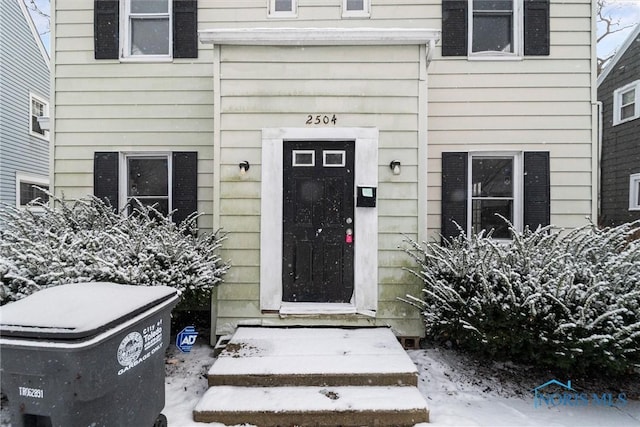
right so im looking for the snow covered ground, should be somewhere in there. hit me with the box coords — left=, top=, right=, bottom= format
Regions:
left=160, top=339, right=640, bottom=427
left=3, top=338, right=640, bottom=427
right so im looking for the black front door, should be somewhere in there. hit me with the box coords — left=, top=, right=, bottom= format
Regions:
left=282, top=141, right=355, bottom=303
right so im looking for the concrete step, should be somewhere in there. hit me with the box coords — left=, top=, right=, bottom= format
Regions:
left=207, top=327, right=419, bottom=387
left=193, top=385, right=430, bottom=426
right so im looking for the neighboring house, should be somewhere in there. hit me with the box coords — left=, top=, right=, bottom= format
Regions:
left=51, top=0, right=597, bottom=341
left=0, top=0, right=50, bottom=208
left=597, top=24, right=640, bottom=227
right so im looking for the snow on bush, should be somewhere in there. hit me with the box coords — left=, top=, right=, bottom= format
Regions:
left=0, top=194, right=229, bottom=307
left=403, top=220, right=640, bottom=376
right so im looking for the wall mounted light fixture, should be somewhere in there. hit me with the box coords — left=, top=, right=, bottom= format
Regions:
left=389, top=160, right=401, bottom=175
left=239, top=161, right=250, bottom=175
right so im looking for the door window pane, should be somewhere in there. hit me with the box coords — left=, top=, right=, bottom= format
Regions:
left=323, top=151, right=345, bottom=167
left=293, top=150, right=315, bottom=167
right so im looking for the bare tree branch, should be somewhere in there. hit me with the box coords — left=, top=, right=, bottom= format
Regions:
left=23, top=0, right=50, bottom=35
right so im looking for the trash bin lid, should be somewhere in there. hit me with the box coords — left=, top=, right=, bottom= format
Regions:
left=0, top=282, right=178, bottom=341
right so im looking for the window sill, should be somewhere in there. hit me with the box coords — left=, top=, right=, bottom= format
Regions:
left=342, top=12, right=371, bottom=18
left=29, top=132, right=49, bottom=142
left=613, top=117, right=639, bottom=126
left=468, top=54, right=523, bottom=61
left=119, top=56, right=173, bottom=63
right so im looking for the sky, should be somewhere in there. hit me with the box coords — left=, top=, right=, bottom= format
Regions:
left=22, top=0, right=640, bottom=62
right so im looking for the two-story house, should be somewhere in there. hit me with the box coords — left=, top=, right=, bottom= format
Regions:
left=51, top=0, right=597, bottom=341
left=0, top=0, right=50, bottom=209
left=597, top=23, right=640, bottom=227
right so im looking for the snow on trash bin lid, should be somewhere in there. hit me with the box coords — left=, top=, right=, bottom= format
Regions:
left=0, top=282, right=177, bottom=341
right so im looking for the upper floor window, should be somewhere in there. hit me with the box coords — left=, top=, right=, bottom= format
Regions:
left=94, top=0, right=197, bottom=60
left=268, top=0, right=297, bottom=18
left=30, top=93, right=48, bottom=140
left=343, top=0, right=370, bottom=17
left=613, top=80, right=640, bottom=125
left=471, top=0, right=518, bottom=56
left=630, top=173, right=640, bottom=211
left=123, top=0, right=171, bottom=59
left=442, top=0, right=549, bottom=58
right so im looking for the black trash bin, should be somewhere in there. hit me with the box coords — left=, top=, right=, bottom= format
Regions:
left=0, top=282, right=179, bottom=427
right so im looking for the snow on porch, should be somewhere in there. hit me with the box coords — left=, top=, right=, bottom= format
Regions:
left=194, top=326, right=429, bottom=426
left=206, top=326, right=420, bottom=385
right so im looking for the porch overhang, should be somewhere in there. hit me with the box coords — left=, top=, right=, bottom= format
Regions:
left=199, top=27, right=441, bottom=64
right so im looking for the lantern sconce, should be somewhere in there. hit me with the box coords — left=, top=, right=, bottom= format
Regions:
left=389, top=160, right=401, bottom=175
left=239, top=161, right=250, bottom=176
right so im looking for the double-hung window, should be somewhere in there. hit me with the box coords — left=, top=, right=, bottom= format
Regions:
left=613, top=80, right=640, bottom=125
left=30, top=93, right=48, bottom=140
left=16, top=174, right=49, bottom=208
left=343, top=0, right=370, bottom=17
left=123, top=0, right=171, bottom=59
left=269, top=0, right=297, bottom=18
left=122, top=154, right=171, bottom=216
left=441, top=151, right=549, bottom=241
left=469, top=154, right=521, bottom=238
left=470, top=0, right=518, bottom=56
left=441, top=0, right=549, bottom=57
left=630, top=173, right=640, bottom=211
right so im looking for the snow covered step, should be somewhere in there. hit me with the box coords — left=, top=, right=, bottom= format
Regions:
left=208, top=327, right=419, bottom=387
left=193, top=385, right=429, bottom=426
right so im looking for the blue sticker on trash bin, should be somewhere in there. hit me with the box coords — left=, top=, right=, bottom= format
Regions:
left=176, top=326, right=198, bottom=353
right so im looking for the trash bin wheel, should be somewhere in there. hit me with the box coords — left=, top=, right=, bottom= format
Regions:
left=153, top=414, right=168, bottom=427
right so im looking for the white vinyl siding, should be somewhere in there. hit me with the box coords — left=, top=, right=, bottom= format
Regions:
left=428, top=0, right=594, bottom=238
left=52, top=0, right=595, bottom=338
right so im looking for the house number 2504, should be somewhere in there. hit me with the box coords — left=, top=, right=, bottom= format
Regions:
left=306, top=115, right=337, bottom=125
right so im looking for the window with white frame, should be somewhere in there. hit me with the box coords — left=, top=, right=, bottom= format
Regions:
left=16, top=174, right=49, bottom=207
left=613, top=80, right=640, bottom=125
left=343, top=0, right=370, bottom=17
left=122, top=154, right=171, bottom=215
left=470, top=0, right=520, bottom=56
left=30, top=93, right=48, bottom=139
left=268, top=0, right=297, bottom=17
left=122, top=0, right=171, bottom=59
left=469, top=154, right=521, bottom=238
left=630, top=173, right=640, bottom=211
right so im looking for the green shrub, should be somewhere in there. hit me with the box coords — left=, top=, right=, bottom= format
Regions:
left=0, top=194, right=229, bottom=308
left=403, top=221, right=640, bottom=376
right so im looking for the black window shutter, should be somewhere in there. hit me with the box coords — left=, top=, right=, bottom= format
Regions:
left=524, top=0, right=550, bottom=56
left=94, top=0, right=119, bottom=59
left=441, top=152, right=468, bottom=240
left=172, top=152, right=198, bottom=225
left=94, top=152, right=119, bottom=211
left=173, top=0, right=198, bottom=58
left=524, top=151, right=550, bottom=230
left=442, top=0, right=468, bottom=57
